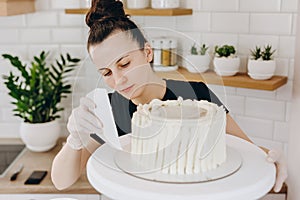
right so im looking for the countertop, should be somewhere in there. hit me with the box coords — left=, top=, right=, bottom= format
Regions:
left=0, top=138, right=98, bottom=194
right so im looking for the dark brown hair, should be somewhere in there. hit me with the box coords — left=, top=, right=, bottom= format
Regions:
left=85, top=0, right=147, bottom=50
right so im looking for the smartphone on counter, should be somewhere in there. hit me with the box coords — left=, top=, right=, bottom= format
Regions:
left=24, top=170, right=47, bottom=185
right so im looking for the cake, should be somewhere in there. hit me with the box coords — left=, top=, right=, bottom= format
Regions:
left=131, top=97, right=227, bottom=175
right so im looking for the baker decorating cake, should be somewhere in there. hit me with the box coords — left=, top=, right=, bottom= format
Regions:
left=51, top=0, right=287, bottom=197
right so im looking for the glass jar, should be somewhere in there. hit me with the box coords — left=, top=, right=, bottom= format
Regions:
left=169, top=38, right=177, bottom=66
left=151, top=38, right=163, bottom=66
left=161, top=38, right=171, bottom=66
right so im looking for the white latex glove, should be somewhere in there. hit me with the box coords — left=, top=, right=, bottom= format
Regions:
left=66, top=97, right=103, bottom=150
left=266, top=149, right=288, bottom=192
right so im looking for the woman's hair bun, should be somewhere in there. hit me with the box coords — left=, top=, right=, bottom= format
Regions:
left=86, top=0, right=126, bottom=28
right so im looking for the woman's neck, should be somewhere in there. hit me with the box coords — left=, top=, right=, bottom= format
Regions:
left=131, top=76, right=166, bottom=105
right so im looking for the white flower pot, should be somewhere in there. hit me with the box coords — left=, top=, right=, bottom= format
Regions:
left=20, top=120, right=60, bottom=152
left=213, top=56, right=240, bottom=76
left=185, top=54, right=211, bottom=73
left=247, top=59, right=276, bottom=80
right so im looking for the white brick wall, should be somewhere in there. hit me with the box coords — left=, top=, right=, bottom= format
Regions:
left=0, top=0, right=296, bottom=161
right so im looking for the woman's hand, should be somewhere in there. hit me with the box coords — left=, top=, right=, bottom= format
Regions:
left=66, top=97, right=103, bottom=150
left=266, top=149, right=288, bottom=192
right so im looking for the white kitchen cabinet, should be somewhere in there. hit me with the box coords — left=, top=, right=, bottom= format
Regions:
left=0, top=194, right=100, bottom=200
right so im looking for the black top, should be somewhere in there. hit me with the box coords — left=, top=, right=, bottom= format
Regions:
left=108, top=80, right=228, bottom=136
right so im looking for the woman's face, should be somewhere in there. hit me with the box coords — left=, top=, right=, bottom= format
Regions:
left=89, top=32, right=153, bottom=100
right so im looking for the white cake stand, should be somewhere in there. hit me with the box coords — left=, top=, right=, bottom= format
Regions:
left=87, top=135, right=276, bottom=200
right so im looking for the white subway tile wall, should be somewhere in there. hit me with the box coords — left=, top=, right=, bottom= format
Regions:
left=26, top=12, right=58, bottom=27
left=202, top=0, right=239, bottom=11
left=20, top=29, right=52, bottom=44
left=211, top=13, right=249, bottom=33
left=281, top=0, right=299, bottom=12
left=250, top=14, right=293, bottom=35
left=0, top=0, right=297, bottom=156
left=0, top=15, right=26, bottom=27
left=176, top=13, right=211, bottom=32
left=235, top=115, right=274, bottom=140
left=240, top=0, right=281, bottom=12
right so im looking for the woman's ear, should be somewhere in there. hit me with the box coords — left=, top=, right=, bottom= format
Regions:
left=144, top=42, right=153, bottom=63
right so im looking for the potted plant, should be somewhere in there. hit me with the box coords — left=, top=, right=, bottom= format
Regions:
left=247, top=45, right=276, bottom=80
left=2, top=51, right=80, bottom=152
left=185, top=43, right=211, bottom=73
left=213, top=44, right=240, bottom=76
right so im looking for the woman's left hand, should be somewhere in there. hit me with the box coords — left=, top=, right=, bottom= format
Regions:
left=266, top=149, right=288, bottom=192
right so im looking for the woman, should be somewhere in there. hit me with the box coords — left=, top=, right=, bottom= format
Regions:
left=51, top=0, right=287, bottom=192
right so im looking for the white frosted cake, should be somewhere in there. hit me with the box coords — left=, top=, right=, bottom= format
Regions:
left=131, top=97, right=227, bottom=175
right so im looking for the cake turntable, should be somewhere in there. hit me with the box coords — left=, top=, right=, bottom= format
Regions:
left=87, top=134, right=276, bottom=200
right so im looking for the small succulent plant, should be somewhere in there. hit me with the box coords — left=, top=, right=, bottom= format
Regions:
left=191, top=43, right=209, bottom=56
left=214, top=45, right=236, bottom=58
left=250, top=46, right=262, bottom=60
left=249, top=45, right=276, bottom=61
left=261, top=45, right=276, bottom=61
left=199, top=44, right=209, bottom=55
left=191, top=44, right=198, bottom=55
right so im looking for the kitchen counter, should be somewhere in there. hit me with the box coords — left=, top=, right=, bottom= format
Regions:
left=0, top=138, right=98, bottom=194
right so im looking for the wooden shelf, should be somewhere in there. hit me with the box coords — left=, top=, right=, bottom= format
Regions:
left=155, top=67, right=287, bottom=91
left=0, top=0, right=35, bottom=16
left=65, top=8, right=193, bottom=16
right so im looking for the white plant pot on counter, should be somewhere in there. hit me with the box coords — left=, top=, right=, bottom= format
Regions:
left=213, top=56, right=240, bottom=76
left=247, top=59, right=276, bottom=80
left=185, top=54, right=211, bottom=73
left=20, top=120, right=60, bottom=152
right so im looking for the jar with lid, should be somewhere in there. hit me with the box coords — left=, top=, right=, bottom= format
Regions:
left=161, top=38, right=171, bottom=67
left=169, top=38, right=177, bottom=66
left=151, top=38, right=163, bottom=66
left=161, top=38, right=177, bottom=67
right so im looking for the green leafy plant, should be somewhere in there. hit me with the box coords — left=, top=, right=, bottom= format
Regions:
left=214, top=45, right=236, bottom=58
left=249, top=45, right=276, bottom=61
left=191, top=43, right=209, bottom=55
left=2, top=51, right=80, bottom=123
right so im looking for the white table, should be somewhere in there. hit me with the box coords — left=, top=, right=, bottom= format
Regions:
left=87, top=135, right=276, bottom=200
